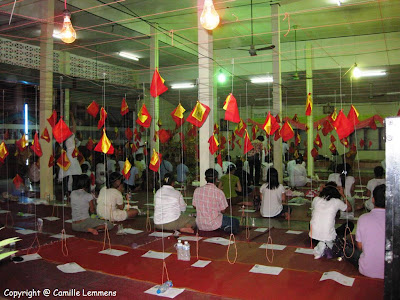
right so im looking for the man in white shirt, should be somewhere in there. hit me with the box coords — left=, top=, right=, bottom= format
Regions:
left=365, top=166, right=385, bottom=211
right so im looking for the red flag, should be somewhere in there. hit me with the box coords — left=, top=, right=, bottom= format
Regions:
left=97, top=107, right=107, bottom=129
left=30, top=132, right=43, bottom=157
left=274, top=129, right=281, bottom=141
left=280, top=122, right=294, bottom=142
left=171, top=103, right=186, bottom=127
left=340, top=138, right=349, bottom=148
left=150, top=68, right=168, bottom=98
left=322, top=120, right=334, bottom=136
left=329, top=109, right=338, bottom=123
left=329, top=142, right=336, bottom=154
left=397, top=109, right=400, bottom=116
left=53, top=118, right=72, bottom=144
left=136, top=104, right=152, bottom=128
left=347, top=105, right=360, bottom=126
left=94, top=129, right=114, bottom=155
left=350, top=143, right=357, bottom=152
left=57, top=150, right=71, bottom=171
left=217, top=153, right=223, bottom=168
left=369, top=118, right=377, bottom=130
left=235, top=119, right=246, bottom=137
left=243, top=130, right=254, bottom=155
left=275, top=114, right=280, bottom=123
left=158, top=129, right=171, bottom=144
left=120, top=98, right=129, bottom=116
left=86, top=138, right=94, bottom=151
left=223, top=93, right=240, bottom=123
left=236, top=139, right=242, bottom=148
left=251, top=125, right=258, bottom=141
left=311, top=147, right=318, bottom=158
left=0, top=141, right=9, bottom=163
left=187, top=124, right=198, bottom=137
left=122, top=159, right=132, bottom=180
left=369, top=141, right=373, bottom=148
left=263, top=112, right=280, bottom=136
left=125, top=128, right=133, bottom=141
left=295, top=133, right=301, bottom=145
left=333, top=109, right=354, bottom=140
left=48, top=154, right=55, bottom=167
left=41, top=127, right=50, bottom=143
left=208, top=135, right=219, bottom=155
left=131, top=142, right=138, bottom=154
left=87, top=101, right=99, bottom=118
left=72, top=147, right=79, bottom=158
left=13, top=174, right=24, bottom=189
left=292, top=114, right=299, bottom=122
left=314, top=133, right=322, bottom=148
left=149, top=149, right=162, bottom=172
left=186, top=101, right=210, bottom=128
left=77, top=152, right=85, bottom=165
left=219, top=135, right=227, bottom=150
left=134, top=128, right=140, bottom=141
left=305, top=93, right=313, bottom=116
left=359, top=139, right=365, bottom=148
left=90, top=173, right=95, bottom=186
left=330, top=135, right=336, bottom=143
left=214, top=123, right=219, bottom=135
left=47, top=110, right=57, bottom=128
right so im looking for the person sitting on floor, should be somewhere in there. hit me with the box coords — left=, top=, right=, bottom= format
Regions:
left=192, top=168, right=240, bottom=234
left=97, top=172, right=138, bottom=222
left=346, top=184, right=385, bottom=279
left=124, top=156, right=139, bottom=192
left=365, top=166, right=385, bottom=211
left=176, top=158, right=190, bottom=185
left=160, top=154, right=173, bottom=180
left=71, top=174, right=113, bottom=235
left=234, top=160, right=253, bottom=197
left=222, top=155, right=236, bottom=174
left=309, top=184, right=353, bottom=259
left=259, top=168, right=289, bottom=219
left=218, top=164, right=242, bottom=205
left=289, top=155, right=310, bottom=188
left=154, top=173, right=196, bottom=233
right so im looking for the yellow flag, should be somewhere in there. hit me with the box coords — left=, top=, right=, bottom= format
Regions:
left=331, top=109, right=337, bottom=121
left=223, top=94, right=231, bottom=110
left=150, top=149, right=159, bottom=166
left=192, top=101, right=206, bottom=122
left=264, top=117, right=272, bottom=135
left=101, top=130, right=112, bottom=154
left=138, top=106, right=148, bottom=123
left=174, top=103, right=186, bottom=119
left=0, top=142, right=8, bottom=160
left=123, top=158, right=132, bottom=177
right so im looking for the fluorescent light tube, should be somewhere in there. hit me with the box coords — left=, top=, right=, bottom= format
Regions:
left=251, top=77, right=273, bottom=83
left=171, top=83, right=195, bottom=89
left=119, top=52, right=139, bottom=61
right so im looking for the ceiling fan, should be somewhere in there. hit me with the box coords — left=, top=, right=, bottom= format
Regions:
left=234, top=0, right=275, bottom=56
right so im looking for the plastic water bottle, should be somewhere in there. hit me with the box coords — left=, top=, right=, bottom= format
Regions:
left=182, top=241, right=191, bottom=261
left=156, top=280, right=173, bottom=294
left=175, top=240, right=183, bottom=260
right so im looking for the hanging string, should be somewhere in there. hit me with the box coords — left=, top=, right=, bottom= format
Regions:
left=3, top=89, right=13, bottom=227
left=244, top=86, right=250, bottom=240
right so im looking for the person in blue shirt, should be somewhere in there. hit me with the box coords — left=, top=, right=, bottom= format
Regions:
left=177, top=158, right=190, bottom=184
left=160, top=154, right=173, bottom=180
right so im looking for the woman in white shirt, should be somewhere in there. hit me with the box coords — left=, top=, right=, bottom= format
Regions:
left=260, top=168, right=289, bottom=219
left=154, top=173, right=196, bottom=233
left=289, top=156, right=310, bottom=187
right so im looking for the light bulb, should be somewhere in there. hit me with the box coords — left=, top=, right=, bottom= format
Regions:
left=218, top=71, right=226, bottom=83
left=200, top=0, right=220, bottom=30
left=61, top=10, right=76, bottom=44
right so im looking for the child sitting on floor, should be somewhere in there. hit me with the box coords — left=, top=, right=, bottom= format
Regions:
left=71, top=174, right=113, bottom=235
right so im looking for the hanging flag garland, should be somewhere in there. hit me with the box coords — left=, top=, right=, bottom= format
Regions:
left=125, top=128, right=133, bottom=141
left=122, top=158, right=132, bottom=180
left=136, top=104, right=152, bottom=128
left=0, top=141, right=9, bottom=163
left=243, top=129, right=254, bottom=155
left=87, top=101, right=99, bottom=118
left=120, top=98, right=129, bottom=116
left=47, top=110, right=58, bottom=128
left=48, top=154, right=55, bottom=167
left=223, top=93, right=240, bottom=123
left=86, top=138, right=94, bottom=151
left=57, top=150, right=71, bottom=171
left=186, top=101, right=210, bottom=128
left=171, top=103, right=186, bottom=127
left=208, top=134, right=219, bottom=155
left=41, top=127, right=50, bottom=143
left=150, top=68, right=168, bottom=98
left=263, top=112, right=280, bottom=136
left=359, top=139, right=365, bottom=148
left=314, top=133, right=322, bottom=148
left=305, top=93, right=313, bottom=116
left=329, top=142, right=336, bottom=153
left=149, top=149, right=162, bottom=172
left=30, top=132, right=43, bottom=157
left=53, top=117, right=72, bottom=144
left=235, top=119, right=246, bottom=137
left=97, top=107, right=107, bottom=129
left=280, top=121, right=294, bottom=142
left=94, top=129, right=114, bottom=154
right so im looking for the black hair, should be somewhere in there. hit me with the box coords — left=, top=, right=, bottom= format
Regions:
left=374, top=166, right=384, bottom=178
left=257, top=135, right=265, bottom=142
left=107, top=172, right=123, bottom=189
left=227, top=164, right=236, bottom=173
left=225, top=155, right=231, bottom=161
left=81, top=163, right=89, bottom=173
left=162, top=173, right=174, bottom=186
left=235, top=160, right=243, bottom=169
left=266, top=167, right=280, bottom=190
left=373, top=184, right=385, bottom=208
left=319, top=185, right=341, bottom=201
left=296, top=155, right=303, bottom=164
left=76, top=174, right=90, bottom=191
left=339, top=163, right=351, bottom=188
left=325, top=181, right=338, bottom=188
left=205, top=168, right=218, bottom=183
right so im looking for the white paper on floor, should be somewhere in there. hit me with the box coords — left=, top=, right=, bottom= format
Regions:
left=65, top=219, right=73, bottom=223
left=0, top=210, right=10, bottom=214
left=99, top=248, right=128, bottom=257
left=122, top=228, right=143, bottom=235
left=142, top=250, right=172, bottom=260
left=14, top=253, right=42, bottom=263
left=15, top=229, right=37, bottom=235
left=43, top=217, right=60, bottom=221
left=179, top=236, right=202, bottom=241
left=191, top=260, right=211, bottom=268
left=249, top=264, right=283, bottom=276
left=149, top=232, right=173, bottom=238
left=254, top=227, right=269, bottom=232
left=259, top=244, right=286, bottom=250
left=144, top=286, right=185, bottom=298
left=320, top=271, right=355, bottom=287
left=57, top=262, right=86, bottom=274
left=50, top=233, right=75, bottom=239
left=203, top=237, right=233, bottom=246
left=286, top=230, right=303, bottom=235
left=238, top=209, right=256, bottom=213
left=295, top=248, right=314, bottom=255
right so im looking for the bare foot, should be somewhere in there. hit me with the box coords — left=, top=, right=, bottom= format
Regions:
left=87, top=228, right=99, bottom=235
left=180, top=227, right=195, bottom=234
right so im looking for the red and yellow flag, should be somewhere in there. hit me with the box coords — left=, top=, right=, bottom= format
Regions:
left=30, top=132, right=43, bottom=157
left=311, top=147, right=318, bottom=158
left=223, top=93, right=240, bottom=123
left=208, top=134, right=219, bottom=155
left=53, top=117, right=72, bottom=144
left=274, top=129, right=281, bottom=141
left=322, top=120, right=334, bottom=136
left=13, top=174, right=24, bottom=189
left=171, top=103, right=186, bottom=127
left=86, top=138, right=94, bottom=151
left=150, top=68, right=168, bottom=98
left=57, top=150, right=71, bottom=171
left=122, top=158, right=132, bottom=180
left=0, top=141, right=9, bottom=163
left=329, top=109, right=337, bottom=123
left=134, top=128, right=140, bottom=141
left=158, top=129, right=171, bottom=144
left=340, top=138, right=349, bottom=148
left=125, top=128, right=133, bottom=141
left=87, top=101, right=99, bottom=118
left=330, top=135, right=336, bottom=143
left=333, top=109, right=354, bottom=140
left=252, top=125, right=258, bottom=141
left=329, top=142, right=336, bottom=154
left=149, top=149, right=162, bottom=172
left=120, top=98, right=129, bottom=116
left=280, top=121, right=294, bottom=142
left=72, top=147, right=79, bottom=158
left=97, top=107, right=107, bottom=129
left=347, top=105, right=359, bottom=126
left=295, top=133, right=301, bottom=146
left=243, top=130, right=254, bottom=155
left=48, top=154, right=55, bottom=167
left=305, top=93, right=313, bottom=116
left=235, top=119, right=246, bottom=137
left=41, top=127, right=50, bottom=143
left=186, top=101, right=210, bottom=128
left=47, top=110, right=57, bottom=128
left=16, top=135, right=27, bottom=152
left=94, top=129, right=114, bottom=154
left=136, top=104, right=152, bottom=128
left=263, top=112, right=280, bottom=136
left=314, top=133, right=322, bottom=148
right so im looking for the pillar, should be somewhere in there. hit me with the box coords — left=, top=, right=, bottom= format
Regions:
left=149, top=24, right=160, bottom=153
left=306, top=42, right=314, bottom=176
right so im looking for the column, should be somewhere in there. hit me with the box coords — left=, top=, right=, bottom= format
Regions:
left=271, top=3, right=283, bottom=182
left=198, top=0, right=214, bottom=185
left=39, top=0, right=54, bottom=199
left=149, top=24, right=160, bottom=153
left=306, top=42, right=314, bottom=176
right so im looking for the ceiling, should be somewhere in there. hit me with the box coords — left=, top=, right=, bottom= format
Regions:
left=0, top=0, right=399, bottom=111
